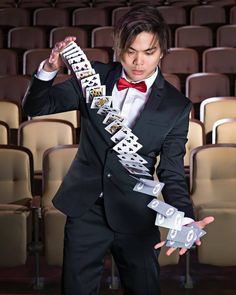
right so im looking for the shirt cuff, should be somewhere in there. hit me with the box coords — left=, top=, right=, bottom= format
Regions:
left=36, top=60, right=58, bottom=81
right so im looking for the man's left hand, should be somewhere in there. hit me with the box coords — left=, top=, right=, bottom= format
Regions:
left=154, top=216, right=214, bottom=256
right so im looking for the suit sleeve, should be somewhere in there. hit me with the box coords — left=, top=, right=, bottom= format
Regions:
left=156, top=100, right=195, bottom=219
left=22, top=74, right=82, bottom=117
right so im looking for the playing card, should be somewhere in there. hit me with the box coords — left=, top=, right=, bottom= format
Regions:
left=85, top=85, right=106, bottom=103
left=81, top=74, right=101, bottom=90
left=166, top=240, right=194, bottom=249
left=147, top=199, right=177, bottom=217
left=110, top=126, right=132, bottom=143
left=91, top=96, right=112, bottom=109
left=68, top=54, right=88, bottom=65
left=189, top=223, right=206, bottom=240
left=97, top=105, right=120, bottom=116
left=103, top=112, right=125, bottom=125
left=71, top=60, right=92, bottom=72
left=60, top=42, right=79, bottom=56
left=120, top=160, right=149, bottom=172
left=117, top=153, right=148, bottom=164
left=167, top=226, right=199, bottom=246
left=124, top=166, right=151, bottom=176
left=64, top=50, right=83, bottom=60
left=75, top=69, right=96, bottom=80
left=155, top=211, right=185, bottom=231
left=113, top=135, right=142, bottom=154
left=105, top=119, right=124, bottom=135
left=133, top=180, right=164, bottom=197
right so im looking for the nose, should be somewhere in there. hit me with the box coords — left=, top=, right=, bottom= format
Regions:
left=133, top=53, right=144, bottom=66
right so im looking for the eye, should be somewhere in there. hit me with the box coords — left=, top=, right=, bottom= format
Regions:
left=145, top=50, right=155, bottom=55
left=127, top=50, right=135, bottom=55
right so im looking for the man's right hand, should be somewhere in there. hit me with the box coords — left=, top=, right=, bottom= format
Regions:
left=43, top=36, right=77, bottom=72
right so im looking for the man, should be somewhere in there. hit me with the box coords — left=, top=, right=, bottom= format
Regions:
left=23, top=5, right=213, bottom=295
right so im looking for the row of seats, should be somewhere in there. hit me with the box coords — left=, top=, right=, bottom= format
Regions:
left=1, top=142, right=236, bottom=283
left=1, top=97, right=236, bottom=175
left=1, top=24, right=236, bottom=50
left=0, top=5, right=236, bottom=29
left=1, top=0, right=235, bottom=8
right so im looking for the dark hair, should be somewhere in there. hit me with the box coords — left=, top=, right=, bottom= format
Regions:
left=114, top=5, right=170, bottom=59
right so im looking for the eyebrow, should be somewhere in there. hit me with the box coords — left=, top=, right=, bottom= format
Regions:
left=128, top=46, right=157, bottom=52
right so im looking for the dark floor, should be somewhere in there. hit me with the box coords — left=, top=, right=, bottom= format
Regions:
left=1, top=250, right=236, bottom=295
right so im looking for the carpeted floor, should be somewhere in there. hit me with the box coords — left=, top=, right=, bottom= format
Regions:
left=1, top=251, right=236, bottom=295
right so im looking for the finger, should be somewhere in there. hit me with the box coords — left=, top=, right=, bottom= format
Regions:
left=179, top=248, right=188, bottom=256
left=166, top=247, right=177, bottom=256
left=154, top=241, right=165, bottom=249
left=195, top=239, right=201, bottom=246
left=64, top=36, right=76, bottom=43
left=196, top=216, right=214, bottom=229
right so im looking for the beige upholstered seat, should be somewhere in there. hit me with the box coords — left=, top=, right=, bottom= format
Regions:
left=190, top=144, right=236, bottom=208
left=42, top=145, right=78, bottom=265
left=212, top=118, right=236, bottom=144
left=197, top=203, right=236, bottom=266
left=0, top=145, right=33, bottom=266
left=200, top=96, right=236, bottom=142
left=185, top=119, right=205, bottom=168
left=190, top=144, right=236, bottom=265
left=0, top=121, right=9, bottom=144
left=0, top=100, right=21, bottom=128
left=18, top=119, right=75, bottom=174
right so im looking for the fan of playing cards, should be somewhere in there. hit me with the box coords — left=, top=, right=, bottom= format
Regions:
left=60, top=41, right=207, bottom=249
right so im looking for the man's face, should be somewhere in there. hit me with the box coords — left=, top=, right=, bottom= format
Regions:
left=120, top=32, right=163, bottom=82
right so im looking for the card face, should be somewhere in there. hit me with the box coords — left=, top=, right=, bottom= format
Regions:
left=104, top=119, right=124, bottom=135
left=97, top=105, right=120, bottom=116
left=155, top=211, right=185, bottom=231
left=60, top=42, right=80, bottom=56
left=64, top=50, right=83, bottom=60
left=113, top=135, right=142, bottom=154
left=91, top=96, right=112, bottom=109
left=103, top=112, right=125, bottom=125
left=71, top=60, right=92, bottom=72
left=120, top=160, right=149, bottom=172
left=80, top=73, right=101, bottom=90
left=133, top=181, right=164, bottom=197
left=147, top=199, right=177, bottom=217
left=117, top=153, right=148, bottom=164
left=110, top=126, right=132, bottom=143
left=85, top=85, right=106, bottom=103
left=75, top=69, right=96, bottom=79
left=125, top=166, right=151, bottom=176
left=68, top=54, right=88, bottom=65
left=166, top=240, right=193, bottom=249
left=167, top=226, right=199, bottom=247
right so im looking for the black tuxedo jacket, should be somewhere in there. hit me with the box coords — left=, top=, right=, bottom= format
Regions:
left=23, top=62, right=194, bottom=234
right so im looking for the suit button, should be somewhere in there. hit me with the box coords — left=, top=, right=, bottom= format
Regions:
left=107, top=173, right=112, bottom=178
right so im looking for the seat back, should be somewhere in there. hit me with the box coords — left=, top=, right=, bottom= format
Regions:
left=0, top=49, right=18, bottom=75
left=0, top=145, right=33, bottom=204
left=186, top=73, right=230, bottom=104
left=33, top=7, right=70, bottom=27
left=203, top=47, right=236, bottom=74
left=212, top=118, right=236, bottom=144
left=190, top=5, right=226, bottom=26
left=23, top=48, right=52, bottom=75
left=190, top=144, right=236, bottom=207
left=185, top=119, right=205, bottom=167
left=0, top=100, right=21, bottom=128
left=217, top=25, right=236, bottom=47
left=91, top=26, right=114, bottom=48
left=72, top=7, right=108, bottom=27
left=0, top=75, right=30, bottom=104
left=200, top=96, right=236, bottom=137
left=49, top=27, right=88, bottom=48
left=8, top=26, right=47, bottom=50
left=82, top=48, right=110, bottom=64
left=18, top=119, right=75, bottom=173
left=42, top=145, right=78, bottom=208
left=0, top=8, right=30, bottom=26
left=0, top=121, right=9, bottom=144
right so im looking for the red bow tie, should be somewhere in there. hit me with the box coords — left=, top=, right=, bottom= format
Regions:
left=117, top=77, right=147, bottom=93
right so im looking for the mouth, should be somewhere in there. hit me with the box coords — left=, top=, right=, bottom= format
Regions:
left=132, top=70, right=144, bottom=75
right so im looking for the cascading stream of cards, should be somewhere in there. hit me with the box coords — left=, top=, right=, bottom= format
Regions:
left=60, top=41, right=206, bottom=249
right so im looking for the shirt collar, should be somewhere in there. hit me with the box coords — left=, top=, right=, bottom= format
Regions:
left=121, top=68, right=158, bottom=93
